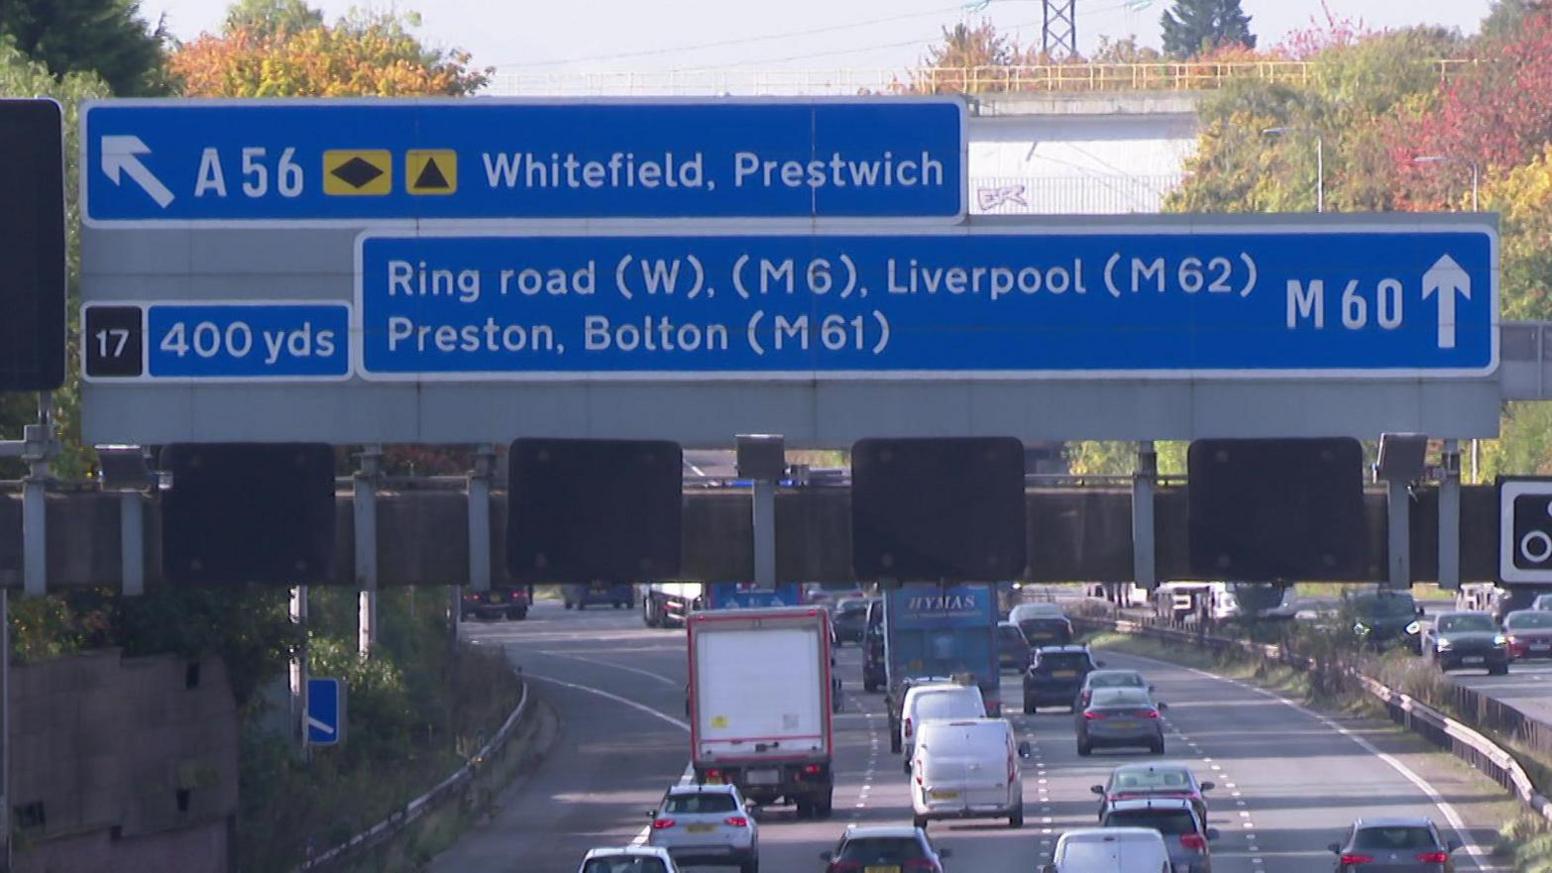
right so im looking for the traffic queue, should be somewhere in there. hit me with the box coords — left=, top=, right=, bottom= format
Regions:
left=575, top=590, right=1469, bottom=873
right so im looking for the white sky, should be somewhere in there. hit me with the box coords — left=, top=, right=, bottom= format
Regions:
left=139, top=0, right=1496, bottom=77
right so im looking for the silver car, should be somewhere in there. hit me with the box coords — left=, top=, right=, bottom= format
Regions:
left=646, top=784, right=759, bottom=873
left=1101, top=797, right=1217, bottom=873
left=1076, top=687, right=1167, bottom=756
left=1330, top=817, right=1460, bottom=872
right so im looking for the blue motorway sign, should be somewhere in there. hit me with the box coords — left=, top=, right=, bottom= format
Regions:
left=353, top=224, right=1496, bottom=380
left=81, top=302, right=350, bottom=381
left=82, top=99, right=966, bottom=223
left=306, top=677, right=345, bottom=746
left=705, top=582, right=806, bottom=609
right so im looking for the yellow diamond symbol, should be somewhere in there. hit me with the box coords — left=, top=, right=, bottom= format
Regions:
left=323, top=150, right=391, bottom=195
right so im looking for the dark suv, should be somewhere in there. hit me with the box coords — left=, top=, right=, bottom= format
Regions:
left=863, top=599, right=886, bottom=692
left=1346, top=590, right=1425, bottom=653
left=1023, top=645, right=1102, bottom=713
left=461, top=585, right=530, bottom=620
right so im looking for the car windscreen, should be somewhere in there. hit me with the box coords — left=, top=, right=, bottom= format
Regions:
left=1438, top=614, right=1496, bottom=633
left=1111, top=768, right=1192, bottom=791
left=837, top=837, right=926, bottom=863
left=1089, top=672, right=1145, bottom=688
left=1507, top=610, right=1552, bottom=629
left=1019, top=618, right=1070, bottom=632
left=837, top=601, right=869, bottom=617
left=583, top=858, right=669, bottom=873
left=999, top=626, right=1027, bottom=643
left=1106, top=809, right=1197, bottom=835
left=1036, top=653, right=1091, bottom=671
left=1351, top=826, right=1439, bottom=851
left=1356, top=595, right=1418, bottom=616
left=663, top=792, right=738, bottom=814
left=915, top=691, right=983, bottom=720
left=1090, top=689, right=1152, bottom=709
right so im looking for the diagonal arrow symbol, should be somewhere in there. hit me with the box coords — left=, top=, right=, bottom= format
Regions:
left=1423, top=254, right=1470, bottom=350
left=101, top=135, right=175, bottom=208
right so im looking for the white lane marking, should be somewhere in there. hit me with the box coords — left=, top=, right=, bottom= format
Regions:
left=1114, top=651, right=1489, bottom=871
left=536, top=651, right=682, bottom=687
left=526, top=674, right=690, bottom=731
left=632, top=763, right=696, bottom=846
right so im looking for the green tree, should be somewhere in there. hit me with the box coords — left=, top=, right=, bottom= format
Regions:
left=1481, top=0, right=1550, bottom=40
left=1160, top=0, right=1256, bottom=59
left=0, top=0, right=170, bottom=95
left=1066, top=441, right=1187, bottom=476
left=222, top=0, right=322, bottom=37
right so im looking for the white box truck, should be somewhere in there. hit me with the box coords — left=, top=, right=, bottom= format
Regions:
left=687, top=606, right=835, bottom=818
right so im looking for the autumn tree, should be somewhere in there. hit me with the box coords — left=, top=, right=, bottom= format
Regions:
left=170, top=6, right=487, bottom=97
left=0, top=0, right=170, bottom=94
left=1392, top=8, right=1552, bottom=208
left=901, top=19, right=1033, bottom=94
left=222, top=0, right=321, bottom=37
left=1161, top=0, right=1256, bottom=59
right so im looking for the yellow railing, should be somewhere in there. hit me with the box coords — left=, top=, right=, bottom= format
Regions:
left=484, top=60, right=1475, bottom=97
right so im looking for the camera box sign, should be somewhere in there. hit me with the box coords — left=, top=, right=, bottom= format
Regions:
left=1500, top=478, right=1552, bottom=584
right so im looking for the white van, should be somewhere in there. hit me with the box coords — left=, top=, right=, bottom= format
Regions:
left=899, top=683, right=986, bottom=773
left=1040, top=827, right=1171, bottom=873
left=910, top=718, right=1028, bottom=829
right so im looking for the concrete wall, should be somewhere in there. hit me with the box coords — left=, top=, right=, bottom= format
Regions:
left=10, top=650, right=239, bottom=873
left=968, top=93, right=1199, bottom=215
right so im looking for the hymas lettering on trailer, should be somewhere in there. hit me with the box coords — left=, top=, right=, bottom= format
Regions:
left=481, top=151, right=947, bottom=191
left=905, top=595, right=981, bottom=612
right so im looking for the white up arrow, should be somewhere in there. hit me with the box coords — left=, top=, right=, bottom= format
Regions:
left=101, top=135, right=175, bottom=208
left=1422, top=254, right=1471, bottom=350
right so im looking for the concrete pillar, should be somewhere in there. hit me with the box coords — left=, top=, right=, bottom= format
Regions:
left=1132, top=441, right=1157, bottom=589
left=1439, top=440, right=1462, bottom=590
left=1386, top=479, right=1411, bottom=589
left=752, top=479, right=776, bottom=588
left=119, top=492, right=144, bottom=597
left=354, top=447, right=381, bottom=656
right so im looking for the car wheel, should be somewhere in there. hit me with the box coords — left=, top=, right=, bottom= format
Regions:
left=513, top=608, right=528, bottom=620
left=815, top=795, right=833, bottom=819
left=1150, top=738, right=1165, bottom=755
left=913, top=815, right=928, bottom=830
left=903, top=759, right=912, bottom=776
left=1010, top=804, right=1024, bottom=828
left=1490, top=663, right=1510, bottom=676
left=1077, top=739, right=1092, bottom=757
left=890, top=735, right=902, bottom=754
left=1024, top=700, right=1036, bottom=715
left=576, top=602, right=587, bottom=611
left=563, top=602, right=574, bottom=610
left=740, top=859, right=758, bottom=873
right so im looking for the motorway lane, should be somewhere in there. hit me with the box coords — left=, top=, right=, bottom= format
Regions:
left=1451, top=658, right=1552, bottom=723
left=437, top=603, right=1513, bottom=872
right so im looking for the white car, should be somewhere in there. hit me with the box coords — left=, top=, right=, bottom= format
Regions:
left=1040, top=827, right=1171, bottom=873
left=899, top=682, right=986, bottom=772
left=646, top=783, right=759, bottom=873
left=578, top=846, right=681, bottom=873
left=911, top=718, right=1028, bottom=829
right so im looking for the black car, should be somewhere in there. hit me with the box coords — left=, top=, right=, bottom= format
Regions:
left=564, top=582, right=635, bottom=610
left=1347, top=591, right=1425, bottom=653
left=997, top=622, right=1031, bottom=671
left=832, top=597, right=873, bottom=646
left=1010, top=604, right=1074, bottom=647
left=460, top=585, right=530, bottom=620
left=1423, top=611, right=1509, bottom=674
left=1023, top=645, right=1102, bottom=713
left=863, top=599, right=886, bottom=693
left=1329, top=817, right=1459, bottom=872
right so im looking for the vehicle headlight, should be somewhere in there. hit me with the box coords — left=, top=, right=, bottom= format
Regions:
left=1435, top=637, right=1452, bottom=650
left=1494, top=634, right=1509, bottom=647
left=1405, top=621, right=1421, bottom=635
left=1354, top=622, right=1371, bottom=636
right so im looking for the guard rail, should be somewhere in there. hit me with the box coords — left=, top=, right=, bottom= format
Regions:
left=296, top=674, right=533, bottom=871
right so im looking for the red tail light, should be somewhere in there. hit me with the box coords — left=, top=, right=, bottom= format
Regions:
left=1340, top=853, right=1375, bottom=865
left=651, top=818, right=675, bottom=830
left=1180, top=833, right=1207, bottom=852
left=803, top=764, right=823, bottom=775
left=1141, top=709, right=1160, bottom=719
left=1417, top=851, right=1449, bottom=863
left=724, top=816, right=749, bottom=828
left=704, top=769, right=722, bottom=781
left=1083, top=711, right=1106, bottom=720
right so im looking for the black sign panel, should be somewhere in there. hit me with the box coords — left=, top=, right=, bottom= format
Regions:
left=1498, top=477, right=1552, bottom=584
left=84, top=305, right=144, bottom=377
left=161, top=443, right=337, bottom=585
left=852, top=437, right=1026, bottom=582
left=507, top=438, right=682, bottom=582
left=0, top=99, right=65, bottom=390
left=1188, top=438, right=1366, bottom=581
